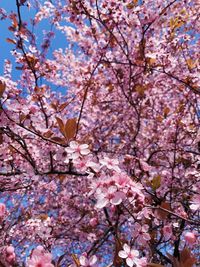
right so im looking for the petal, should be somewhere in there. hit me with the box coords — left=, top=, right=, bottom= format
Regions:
left=190, top=203, right=200, bottom=211
left=113, top=159, right=119, bottom=164
left=108, top=186, right=117, bottom=194
left=65, top=147, right=75, bottom=154
left=143, top=233, right=151, bottom=241
left=134, top=222, right=141, bottom=231
left=71, top=153, right=80, bottom=159
left=118, top=250, right=128, bottom=259
left=142, top=224, right=149, bottom=232
left=80, top=144, right=89, bottom=149
left=131, top=250, right=139, bottom=258
left=69, top=141, right=78, bottom=148
left=123, top=244, right=130, bottom=253
left=110, top=192, right=124, bottom=205
left=113, top=166, right=121, bottom=172
left=80, top=255, right=88, bottom=265
left=81, top=148, right=90, bottom=155
left=99, top=159, right=106, bottom=165
left=89, top=255, right=97, bottom=265
left=96, top=198, right=109, bottom=209
left=126, top=258, right=134, bottom=267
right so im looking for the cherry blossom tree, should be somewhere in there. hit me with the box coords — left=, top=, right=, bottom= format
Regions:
left=0, top=0, right=199, bottom=266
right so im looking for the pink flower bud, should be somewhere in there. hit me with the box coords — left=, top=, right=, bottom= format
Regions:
left=6, top=246, right=15, bottom=255
left=89, top=218, right=98, bottom=227
left=184, top=232, right=196, bottom=245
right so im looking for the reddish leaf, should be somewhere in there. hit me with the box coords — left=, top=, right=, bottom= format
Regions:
left=180, top=248, right=196, bottom=267
left=0, top=81, right=6, bottom=98
left=55, top=117, right=65, bottom=136
left=51, top=136, right=66, bottom=144
left=167, top=248, right=196, bottom=267
left=15, top=66, right=24, bottom=70
left=59, top=101, right=69, bottom=111
left=43, top=130, right=54, bottom=138
left=64, top=118, right=77, bottom=140
left=156, top=201, right=171, bottom=220
left=6, top=38, right=16, bottom=44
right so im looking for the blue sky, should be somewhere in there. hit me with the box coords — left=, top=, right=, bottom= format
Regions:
left=0, top=1, right=34, bottom=78
left=0, top=1, right=66, bottom=82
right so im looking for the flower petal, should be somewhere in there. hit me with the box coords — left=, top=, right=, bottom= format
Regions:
left=126, top=258, right=134, bottom=267
left=80, top=255, right=88, bottom=265
left=123, top=244, right=131, bottom=253
left=80, top=144, right=89, bottom=149
left=96, top=198, right=109, bottom=209
left=108, top=186, right=117, bottom=194
left=110, top=192, right=124, bottom=205
left=81, top=148, right=90, bottom=155
left=89, top=255, right=97, bottom=265
left=131, top=249, right=139, bottom=258
left=69, top=141, right=78, bottom=149
left=118, top=250, right=128, bottom=259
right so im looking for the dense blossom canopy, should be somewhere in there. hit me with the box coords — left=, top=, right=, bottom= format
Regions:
left=0, top=0, right=199, bottom=266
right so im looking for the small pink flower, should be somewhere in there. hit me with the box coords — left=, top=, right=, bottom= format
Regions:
left=96, top=186, right=125, bottom=209
left=135, top=257, right=147, bottom=267
left=65, top=141, right=90, bottom=159
left=162, top=224, right=172, bottom=241
left=99, top=157, right=120, bottom=172
left=26, top=246, right=54, bottom=267
left=89, top=218, right=98, bottom=227
left=73, top=157, right=88, bottom=172
left=132, top=223, right=151, bottom=245
left=118, top=244, right=139, bottom=267
left=79, top=255, right=97, bottom=267
left=190, top=195, right=200, bottom=211
left=140, top=160, right=152, bottom=172
left=184, top=232, right=196, bottom=245
left=6, top=246, right=15, bottom=254
left=114, top=172, right=131, bottom=188
left=5, top=245, right=15, bottom=264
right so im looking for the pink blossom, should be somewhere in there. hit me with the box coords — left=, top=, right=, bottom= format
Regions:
left=132, top=223, right=151, bottom=245
left=65, top=141, right=90, bottom=159
left=99, top=156, right=120, bottom=171
left=184, top=232, right=196, bottom=245
left=89, top=217, right=98, bottom=227
left=114, top=172, right=131, bottom=188
left=95, top=186, right=125, bottom=209
left=134, top=257, right=147, bottom=267
left=162, top=224, right=173, bottom=241
left=5, top=245, right=16, bottom=264
left=79, top=255, right=97, bottom=267
left=136, top=207, right=152, bottom=220
left=6, top=246, right=15, bottom=254
left=190, top=195, right=200, bottom=211
left=26, top=246, right=54, bottom=267
left=140, top=160, right=152, bottom=172
left=118, top=244, right=139, bottom=267
left=73, top=157, right=88, bottom=172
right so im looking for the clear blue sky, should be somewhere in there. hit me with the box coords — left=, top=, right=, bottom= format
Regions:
left=0, top=1, right=66, bottom=83
left=0, top=2, right=34, bottom=78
